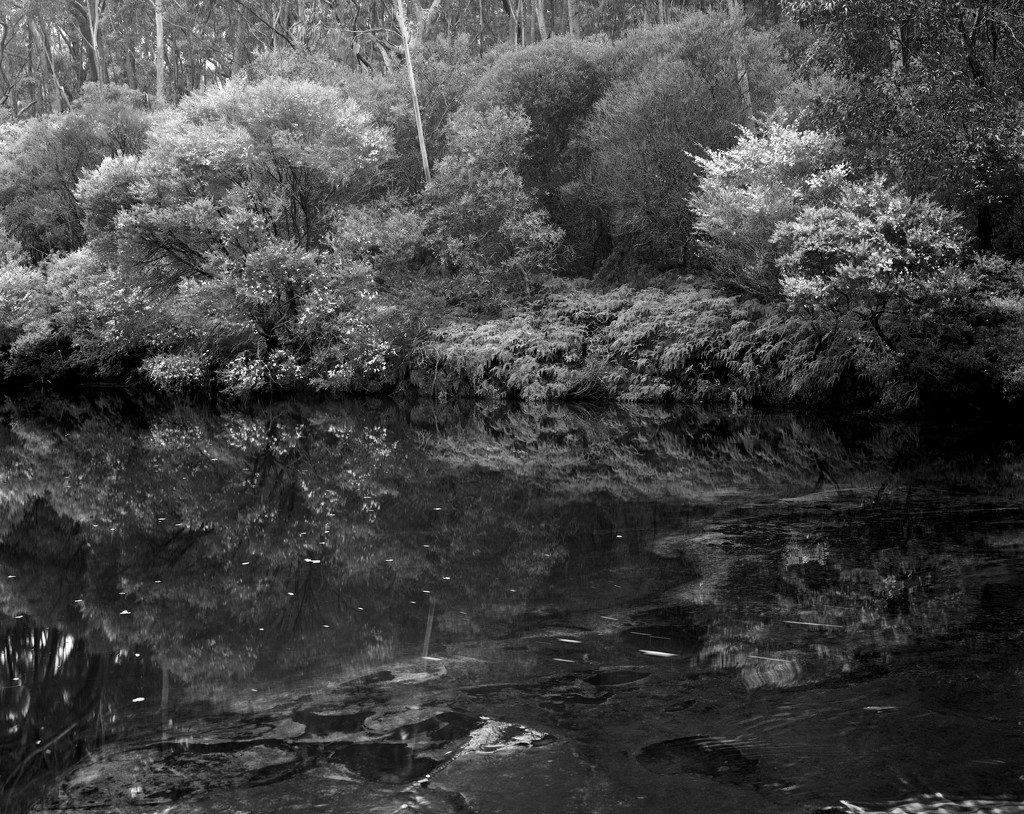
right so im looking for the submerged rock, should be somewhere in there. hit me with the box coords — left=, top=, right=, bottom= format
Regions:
left=292, top=708, right=367, bottom=736
left=43, top=744, right=304, bottom=810
left=460, top=719, right=554, bottom=754
left=327, top=741, right=436, bottom=784
left=432, top=739, right=601, bottom=814
left=820, top=795, right=1024, bottom=814
left=583, top=669, right=650, bottom=687
left=637, top=735, right=757, bottom=780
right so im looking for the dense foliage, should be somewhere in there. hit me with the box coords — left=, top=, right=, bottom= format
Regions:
left=0, top=1, right=1023, bottom=412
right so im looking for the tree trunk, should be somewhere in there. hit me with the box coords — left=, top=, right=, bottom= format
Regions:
left=394, top=0, right=431, bottom=184
left=958, top=5, right=987, bottom=87
left=376, top=39, right=396, bottom=71
left=154, top=0, right=165, bottom=105
left=976, top=203, right=993, bottom=252
left=889, top=22, right=904, bottom=71
left=408, top=0, right=446, bottom=45
left=231, top=0, right=250, bottom=73
left=273, top=0, right=284, bottom=48
left=533, top=0, right=547, bottom=39
left=28, top=26, right=43, bottom=114
left=728, top=0, right=753, bottom=123
left=68, top=0, right=108, bottom=84
left=505, top=0, right=519, bottom=45
left=33, top=20, right=70, bottom=111
left=85, top=0, right=106, bottom=84
left=69, top=3, right=98, bottom=83
left=124, top=49, right=138, bottom=89
left=170, top=32, right=179, bottom=96
left=565, top=0, right=579, bottom=36
left=478, top=0, right=484, bottom=55
left=8, top=66, right=19, bottom=117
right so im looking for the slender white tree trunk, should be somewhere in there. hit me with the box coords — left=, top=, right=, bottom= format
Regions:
left=89, top=0, right=106, bottom=84
left=510, top=0, right=522, bottom=45
left=154, top=0, right=165, bottom=105
left=394, top=0, right=431, bottom=184
left=31, top=20, right=71, bottom=111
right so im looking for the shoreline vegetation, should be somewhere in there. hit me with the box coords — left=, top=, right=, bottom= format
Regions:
left=2, top=4, right=1024, bottom=414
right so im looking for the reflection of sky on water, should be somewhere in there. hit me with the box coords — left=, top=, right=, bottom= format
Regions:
left=3, top=397, right=1024, bottom=811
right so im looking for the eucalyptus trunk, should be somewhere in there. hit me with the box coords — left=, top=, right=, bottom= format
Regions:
left=728, top=0, right=753, bottom=123
left=566, top=0, right=579, bottom=36
left=394, top=0, right=431, bottom=184
left=534, top=0, right=548, bottom=39
left=154, top=0, right=165, bottom=105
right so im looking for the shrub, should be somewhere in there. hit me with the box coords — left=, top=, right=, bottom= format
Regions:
left=567, top=13, right=797, bottom=273
left=465, top=37, right=609, bottom=201
left=78, top=78, right=394, bottom=287
left=74, top=77, right=397, bottom=393
left=0, top=248, right=161, bottom=382
left=421, top=107, right=564, bottom=306
left=141, top=352, right=212, bottom=394
left=0, top=85, right=150, bottom=262
left=691, top=123, right=848, bottom=298
left=331, top=200, right=427, bottom=281
left=217, top=351, right=298, bottom=398
left=245, top=39, right=492, bottom=194
left=292, top=261, right=408, bottom=395
left=137, top=249, right=406, bottom=398
left=772, top=177, right=971, bottom=407
left=382, top=38, right=497, bottom=192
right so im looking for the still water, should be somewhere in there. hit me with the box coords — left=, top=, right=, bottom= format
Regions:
left=3, top=396, right=1024, bottom=814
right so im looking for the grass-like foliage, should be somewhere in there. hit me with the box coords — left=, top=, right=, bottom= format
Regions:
left=416, top=281, right=763, bottom=404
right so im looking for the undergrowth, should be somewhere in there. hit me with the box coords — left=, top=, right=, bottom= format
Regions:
left=414, top=280, right=768, bottom=404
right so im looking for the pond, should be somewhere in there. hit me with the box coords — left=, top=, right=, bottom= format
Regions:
left=3, top=396, right=1024, bottom=814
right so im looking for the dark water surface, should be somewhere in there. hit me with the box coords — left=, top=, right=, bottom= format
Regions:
left=4, top=396, right=1024, bottom=813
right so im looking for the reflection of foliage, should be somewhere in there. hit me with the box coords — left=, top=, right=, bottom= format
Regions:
left=0, top=623, right=162, bottom=814
left=420, top=401, right=915, bottom=505
left=1, top=399, right=615, bottom=690
left=3, top=397, right=1024, bottom=809
left=693, top=512, right=989, bottom=691
left=0, top=398, right=921, bottom=684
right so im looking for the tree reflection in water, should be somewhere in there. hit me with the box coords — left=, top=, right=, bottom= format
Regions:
left=2, top=396, right=1024, bottom=811
left=2, top=625, right=106, bottom=812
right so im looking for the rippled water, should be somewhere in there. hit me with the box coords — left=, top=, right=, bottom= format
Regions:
left=3, top=396, right=1024, bottom=813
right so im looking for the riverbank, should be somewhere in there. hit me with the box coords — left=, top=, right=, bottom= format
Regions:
left=2, top=276, right=1017, bottom=417
left=3, top=50, right=1024, bottom=416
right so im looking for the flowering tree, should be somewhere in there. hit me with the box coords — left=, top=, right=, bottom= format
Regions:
left=691, top=123, right=848, bottom=298
left=773, top=177, right=981, bottom=405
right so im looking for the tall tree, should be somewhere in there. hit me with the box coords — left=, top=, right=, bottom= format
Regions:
left=729, top=0, right=753, bottom=122
left=394, top=0, right=431, bottom=182
left=68, top=0, right=107, bottom=84
left=152, top=0, right=163, bottom=104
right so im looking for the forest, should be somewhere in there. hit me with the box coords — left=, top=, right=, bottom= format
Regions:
left=0, top=0, right=1023, bottom=412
